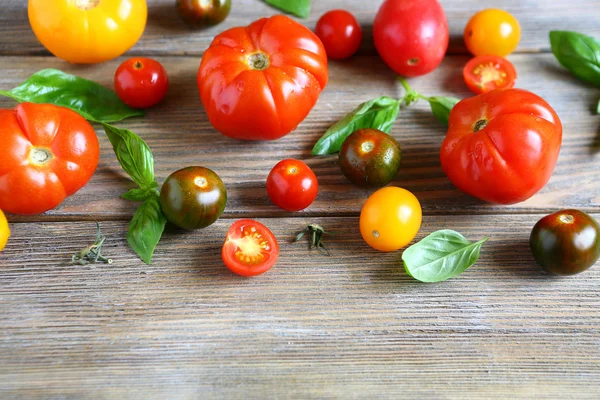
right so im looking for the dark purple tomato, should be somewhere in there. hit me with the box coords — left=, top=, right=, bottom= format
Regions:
left=176, top=0, right=231, bottom=28
left=338, top=128, right=401, bottom=187
left=530, top=209, right=600, bottom=276
left=159, top=166, right=227, bottom=230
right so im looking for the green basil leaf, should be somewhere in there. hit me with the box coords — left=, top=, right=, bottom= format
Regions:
left=426, top=96, right=460, bottom=125
left=402, top=230, right=488, bottom=283
left=311, top=96, right=401, bottom=155
left=597, top=98, right=600, bottom=114
left=122, top=185, right=159, bottom=202
left=549, top=31, right=600, bottom=86
left=103, top=123, right=155, bottom=189
left=0, top=68, right=143, bottom=122
left=127, top=195, right=167, bottom=264
left=263, top=0, right=310, bottom=18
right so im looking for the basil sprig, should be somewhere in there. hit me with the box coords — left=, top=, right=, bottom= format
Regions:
left=263, top=0, right=310, bottom=18
left=127, top=194, right=167, bottom=265
left=550, top=31, right=600, bottom=86
left=311, top=78, right=459, bottom=155
left=311, top=97, right=401, bottom=155
left=0, top=69, right=143, bottom=122
left=402, top=230, right=487, bottom=283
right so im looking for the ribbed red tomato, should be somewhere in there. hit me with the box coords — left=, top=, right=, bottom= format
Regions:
left=197, top=15, right=328, bottom=140
left=441, top=89, right=562, bottom=204
left=0, top=103, right=100, bottom=215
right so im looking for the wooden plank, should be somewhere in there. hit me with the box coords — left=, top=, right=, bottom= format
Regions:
left=1, top=215, right=600, bottom=398
left=1, top=0, right=599, bottom=57
left=0, top=54, right=598, bottom=221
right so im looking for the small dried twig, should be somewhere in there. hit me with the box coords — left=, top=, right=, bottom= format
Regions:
left=71, top=220, right=113, bottom=265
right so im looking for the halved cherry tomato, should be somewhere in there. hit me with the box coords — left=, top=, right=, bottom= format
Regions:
left=266, top=159, right=318, bottom=212
left=222, top=219, right=279, bottom=277
left=463, top=55, right=517, bottom=94
left=0, top=210, right=9, bottom=252
left=114, top=57, right=169, bottom=109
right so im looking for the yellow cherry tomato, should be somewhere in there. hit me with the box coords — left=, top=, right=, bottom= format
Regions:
left=464, top=9, right=521, bottom=57
left=360, top=187, right=422, bottom=252
left=0, top=210, right=10, bottom=252
left=28, top=0, right=147, bottom=64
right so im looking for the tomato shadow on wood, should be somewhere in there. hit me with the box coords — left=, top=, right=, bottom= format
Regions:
left=487, top=238, right=546, bottom=278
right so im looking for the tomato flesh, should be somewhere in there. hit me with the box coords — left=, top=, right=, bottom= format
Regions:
left=463, top=56, right=516, bottom=94
left=114, top=57, right=169, bottom=109
left=222, top=219, right=279, bottom=277
left=530, top=210, right=600, bottom=276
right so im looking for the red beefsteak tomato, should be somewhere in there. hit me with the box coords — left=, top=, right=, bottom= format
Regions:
left=0, top=103, right=100, bottom=215
left=197, top=15, right=329, bottom=140
left=440, top=89, right=562, bottom=204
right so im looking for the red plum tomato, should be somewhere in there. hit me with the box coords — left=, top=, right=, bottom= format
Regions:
left=373, top=0, right=449, bottom=77
left=222, top=219, right=279, bottom=277
left=114, top=57, right=169, bottom=109
left=266, top=159, right=318, bottom=212
left=315, top=10, right=362, bottom=60
left=530, top=210, right=600, bottom=276
left=339, top=128, right=401, bottom=187
left=159, top=166, right=227, bottom=230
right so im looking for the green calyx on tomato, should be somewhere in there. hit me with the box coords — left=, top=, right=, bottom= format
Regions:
left=441, top=88, right=563, bottom=205
left=198, top=15, right=328, bottom=141
left=159, top=166, right=227, bottom=230
left=530, top=209, right=600, bottom=276
left=177, top=0, right=231, bottom=27
left=338, top=128, right=401, bottom=187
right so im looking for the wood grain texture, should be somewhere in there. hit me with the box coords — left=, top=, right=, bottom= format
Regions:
left=1, top=53, right=599, bottom=221
left=1, top=215, right=600, bottom=399
left=1, top=0, right=600, bottom=57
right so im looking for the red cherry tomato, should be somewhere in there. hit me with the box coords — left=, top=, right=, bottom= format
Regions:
left=315, top=10, right=362, bottom=60
left=373, top=0, right=449, bottom=77
left=463, top=55, right=517, bottom=94
left=266, top=159, right=319, bottom=212
left=0, top=103, right=100, bottom=215
left=197, top=15, right=328, bottom=141
left=441, top=89, right=563, bottom=204
left=114, top=57, right=169, bottom=109
left=222, top=219, right=279, bottom=277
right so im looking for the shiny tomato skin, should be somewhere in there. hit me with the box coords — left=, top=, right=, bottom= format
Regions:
left=530, top=210, right=600, bottom=276
left=266, top=159, right=318, bottom=212
left=28, top=0, right=147, bottom=64
left=0, top=103, right=100, bottom=215
left=339, top=128, right=401, bottom=187
left=159, top=166, right=227, bottom=230
left=177, top=0, right=231, bottom=27
left=0, top=210, right=10, bottom=252
left=360, top=187, right=422, bottom=252
left=441, top=89, right=562, bottom=205
left=373, top=0, right=449, bottom=77
left=222, top=219, right=279, bottom=277
left=315, top=10, right=362, bottom=60
left=114, top=57, right=169, bottom=109
left=463, top=55, right=517, bottom=94
left=198, top=15, right=328, bottom=141
left=464, top=9, right=521, bottom=57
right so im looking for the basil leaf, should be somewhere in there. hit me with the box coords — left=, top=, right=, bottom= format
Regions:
left=0, top=69, right=143, bottom=122
left=597, top=98, right=600, bottom=114
left=549, top=31, right=600, bottom=86
left=402, top=230, right=488, bottom=283
left=127, top=195, right=167, bottom=264
left=103, top=123, right=155, bottom=189
left=311, top=96, right=401, bottom=155
left=263, top=0, right=310, bottom=18
left=426, top=96, right=460, bottom=125
left=122, top=185, right=159, bottom=202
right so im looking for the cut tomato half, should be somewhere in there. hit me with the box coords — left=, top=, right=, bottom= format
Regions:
left=222, top=219, right=279, bottom=277
left=463, top=55, right=517, bottom=94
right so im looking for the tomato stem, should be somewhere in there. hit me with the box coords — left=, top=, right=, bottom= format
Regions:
left=71, top=220, right=113, bottom=265
left=293, top=224, right=331, bottom=255
left=247, top=53, right=270, bottom=71
left=473, top=119, right=488, bottom=132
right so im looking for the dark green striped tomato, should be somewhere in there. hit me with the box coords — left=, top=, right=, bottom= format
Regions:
left=176, top=0, right=231, bottom=28
left=530, top=209, right=600, bottom=276
left=159, top=166, right=227, bottom=230
left=338, top=128, right=401, bottom=187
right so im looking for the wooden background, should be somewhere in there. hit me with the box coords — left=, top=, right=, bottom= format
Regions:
left=1, top=0, right=600, bottom=398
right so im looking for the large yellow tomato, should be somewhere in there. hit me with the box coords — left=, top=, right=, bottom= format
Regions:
left=360, top=187, right=422, bottom=252
left=28, top=0, right=147, bottom=64
left=0, top=210, right=10, bottom=252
